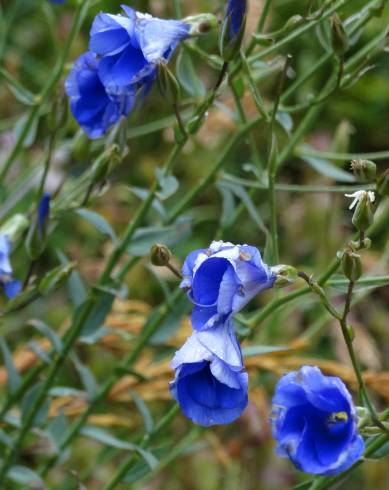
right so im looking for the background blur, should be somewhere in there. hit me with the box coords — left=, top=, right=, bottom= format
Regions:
left=0, top=0, right=388, bottom=488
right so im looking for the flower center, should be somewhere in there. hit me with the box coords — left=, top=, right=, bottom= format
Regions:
left=327, top=411, right=348, bottom=427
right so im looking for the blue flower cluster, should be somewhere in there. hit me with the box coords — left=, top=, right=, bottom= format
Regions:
left=171, top=242, right=365, bottom=476
left=171, top=241, right=275, bottom=426
left=66, top=5, right=191, bottom=138
left=271, top=366, right=364, bottom=475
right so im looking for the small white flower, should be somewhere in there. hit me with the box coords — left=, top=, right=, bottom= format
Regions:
left=345, top=190, right=375, bottom=210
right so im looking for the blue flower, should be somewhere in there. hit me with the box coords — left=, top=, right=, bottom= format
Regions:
left=225, top=0, right=247, bottom=39
left=89, top=5, right=190, bottom=88
left=65, top=51, right=136, bottom=139
left=0, top=235, right=21, bottom=299
left=180, top=241, right=275, bottom=331
left=170, top=322, right=248, bottom=426
left=271, top=366, right=365, bottom=476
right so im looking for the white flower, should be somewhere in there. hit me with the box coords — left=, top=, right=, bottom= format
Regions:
left=345, top=190, right=375, bottom=210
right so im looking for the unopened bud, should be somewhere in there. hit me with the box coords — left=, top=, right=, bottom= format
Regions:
left=345, top=191, right=375, bottom=231
left=91, top=145, right=119, bottom=184
left=331, top=14, right=349, bottom=57
left=377, top=169, right=389, bottom=197
left=185, top=13, right=218, bottom=36
left=284, top=15, right=304, bottom=31
left=350, top=160, right=376, bottom=182
left=219, top=6, right=247, bottom=62
left=156, top=63, right=181, bottom=104
left=341, top=249, right=362, bottom=282
left=150, top=244, right=172, bottom=267
left=271, top=264, right=298, bottom=287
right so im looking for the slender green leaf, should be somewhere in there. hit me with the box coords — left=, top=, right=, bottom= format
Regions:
left=76, top=208, right=117, bottom=242
left=0, top=338, right=21, bottom=393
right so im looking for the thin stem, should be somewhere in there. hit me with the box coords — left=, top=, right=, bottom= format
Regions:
left=166, top=262, right=182, bottom=279
left=0, top=0, right=92, bottom=184
left=39, top=290, right=182, bottom=477
left=297, top=271, right=342, bottom=320
left=173, top=102, right=187, bottom=138
left=102, top=404, right=180, bottom=490
left=339, top=280, right=388, bottom=433
left=214, top=61, right=229, bottom=91
left=267, top=55, right=292, bottom=263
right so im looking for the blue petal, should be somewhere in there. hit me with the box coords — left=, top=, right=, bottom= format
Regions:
left=217, top=266, right=239, bottom=314
left=180, top=248, right=206, bottom=287
left=3, top=279, right=21, bottom=299
left=137, top=17, right=190, bottom=63
left=171, top=334, right=211, bottom=370
left=0, top=235, right=12, bottom=276
left=192, top=257, right=230, bottom=305
left=98, top=46, right=151, bottom=87
left=90, top=28, right=130, bottom=57
left=197, top=322, right=243, bottom=368
left=191, top=304, right=221, bottom=331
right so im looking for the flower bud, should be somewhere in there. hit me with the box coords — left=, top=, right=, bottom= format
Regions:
left=150, top=244, right=172, bottom=266
left=271, top=264, right=298, bottom=287
left=331, top=14, right=349, bottom=57
left=345, top=191, right=375, bottom=231
left=157, top=63, right=181, bottom=104
left=25, top=193, right=51, bottom=260
left=341, top=249, right=362, bottom=282
left=350, top=160, right=376, bottom=182
left=91, top=145, right=120, bottom=185
left=377, top=169, right=389, bottom=197
left=219, top=0, right=247, bottom=61
left=184, top=13, right=218, bottom=36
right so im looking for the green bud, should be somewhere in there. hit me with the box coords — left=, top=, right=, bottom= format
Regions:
left=352, top=193, right=375, bottom=231
left=38, top=262, right=76, bottom=296
left=284, top=15, right=304, bottom=31
left=156, top=63, right=181, bottom=104
left=271, top=264, right=298, bottom=287
left=331, top=14, right=349, bottom=57
left=91, top=145, right=120, bottom=185
left=150, top=244, right=172, bottom=267
left=350, top=159, right=377, bottom=182
left=377, top=168, right=389, bottom=197
left=341, top=249, right=362, bottom=282
left=0, top=214, right=29, bottom=242
left=25, top=222, right=45, bottom=260
left=184, top=13, right=218, bottom=36
left=346, top=191, right=375, bottom=231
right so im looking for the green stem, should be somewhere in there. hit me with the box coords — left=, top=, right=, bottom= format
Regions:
left=102, top=404, right=181, bottom=490
left=0, top=0, right=91, bottom=185
left=39, top=289, right=182, bottom=477
left=339, top=281, right=388, bottom=432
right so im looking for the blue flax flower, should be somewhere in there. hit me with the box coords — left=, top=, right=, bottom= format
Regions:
left=171, top=322, right=248, bottom=426
left=65, top=52, right=136, bottom=139
left=180, top=240, right=275, bottom=331
left=89, top=5, right=190, bottom=88
left=271, top=366, right=364, bottom=476
left=0, top=235, right=21, bottom=299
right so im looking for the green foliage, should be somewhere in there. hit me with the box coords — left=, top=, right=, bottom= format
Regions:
left=0, top=0, right=388, bottom=489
